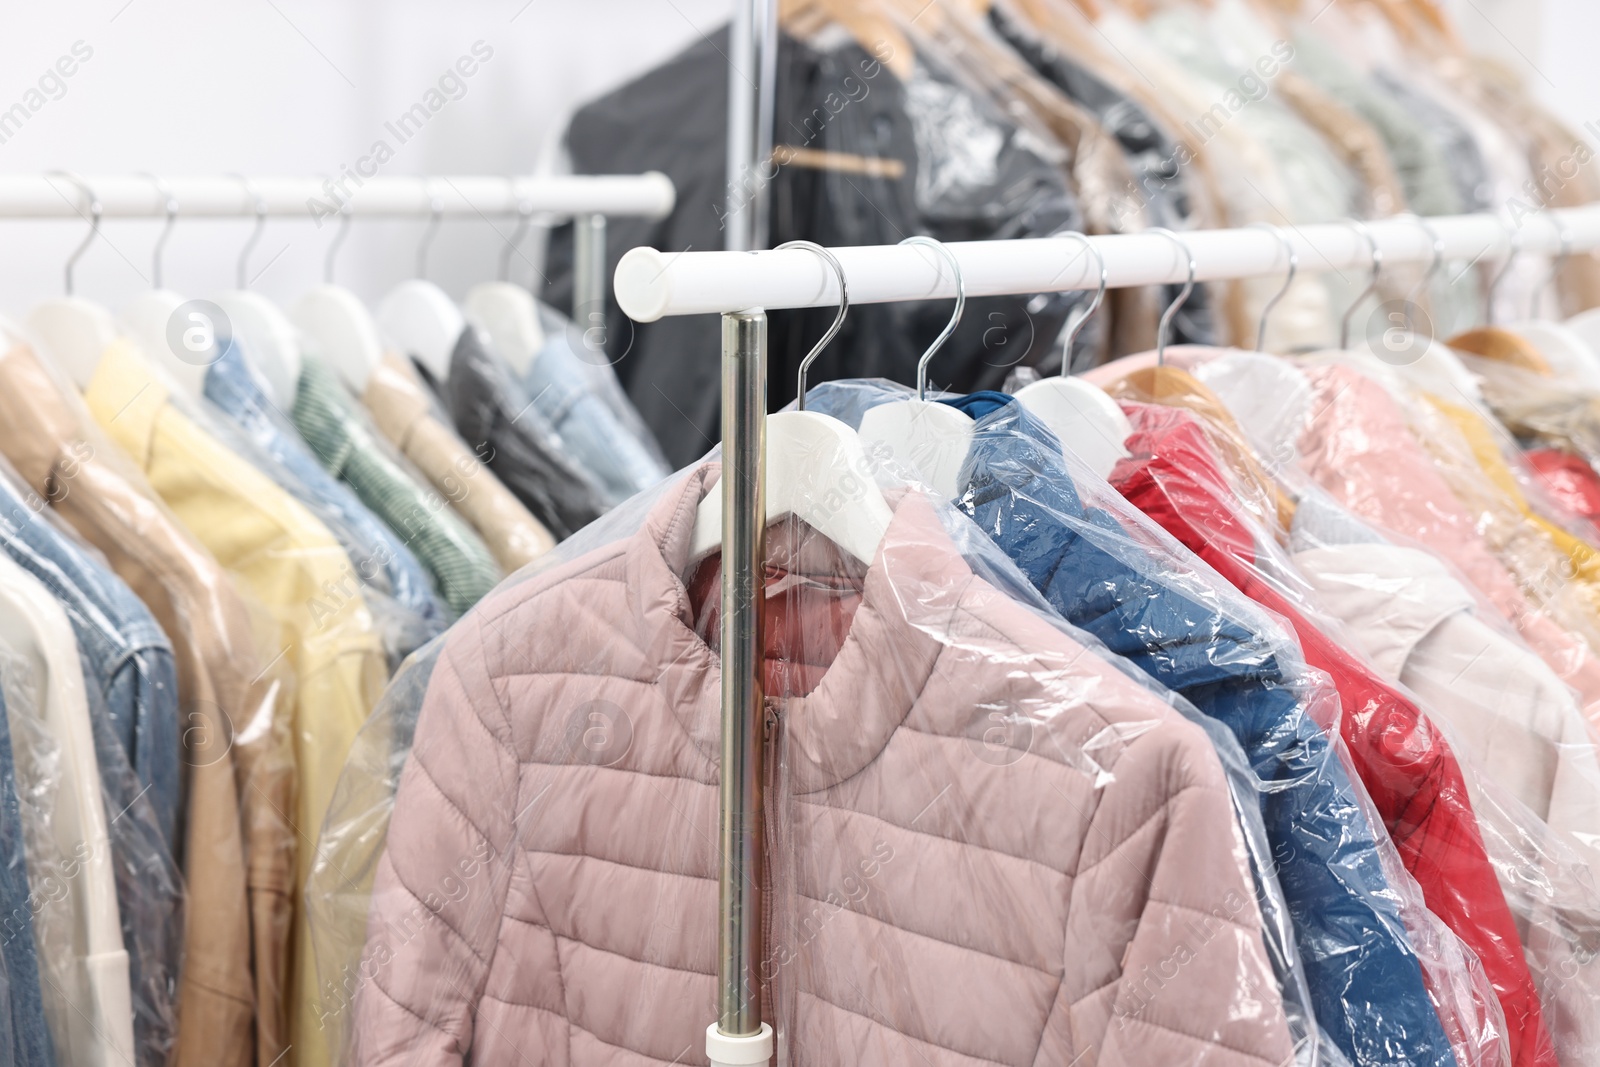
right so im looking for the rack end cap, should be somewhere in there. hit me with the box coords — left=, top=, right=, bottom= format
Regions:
left=615, top=246, right=674, bottom=322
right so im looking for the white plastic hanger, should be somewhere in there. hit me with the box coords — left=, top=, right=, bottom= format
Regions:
left=856, top=236, right=975, bottom=499
left=1013, top=231, right=1132, bottom=479
left=463, top=199, right=546, bottom=375
left=202, top=175, right=304, bottom=407
left=690, top=241, right=892, bottom=565
left=290, top=203, right=383, bottom=394
left=374, top=187, right=464, bottom=383
left=116, top=174, right=212, bottom=398
left=28, top=172, right=120, bottom=390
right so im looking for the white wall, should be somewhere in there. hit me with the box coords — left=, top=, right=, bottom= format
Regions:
left=0, top=0, right=731, bottom=317
left=1444, top=0, right=1600, bottom=136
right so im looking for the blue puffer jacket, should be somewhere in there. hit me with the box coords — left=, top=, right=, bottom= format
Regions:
left=806, top=382, right=1457, bottom=1067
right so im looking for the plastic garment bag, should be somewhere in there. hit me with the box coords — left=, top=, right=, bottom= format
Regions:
left=1284, top=488, right=1600, bottom=1064
left=360, top=351, right=556, bottom=574
left=0, top=464, right=184, bottom=1066
left=315, top=463, right=1297, bottom=1066
left=414, top=325, right=610, bottom=541
left=0, top=683, right=49, bottom=1066
left=1193, top=350, right=1600, bottom=726
left=1193, top=348, right=1600, bottom=1063
left=803, top=378, right=1463, bottom=1067
left=81, top=339, right=398, bottom=1067
left=509, top=301, right=671, bottom=503
left=201, top=339, right=448, bottom=664
left=1104, top=393, right=1549, bottom=1067
left=0, top=339, right=290, bottom=1067
left=0, top=554, right=137, bottom=1066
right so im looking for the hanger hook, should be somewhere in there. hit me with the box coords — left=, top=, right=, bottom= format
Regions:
left=1149, top=227, right=1196, bottom=367
left=231, top=173, right=268, bottom=289
left=1533, top=212, right=1574, bottom=321
left=499, top=196, right=534, bottom=284
left=776, top=241, right=849, bottom=411
left=1051, top=231, right=1106, bottom=376
left=50, top=170, right=101, bottom=297
left=900, top=235, right=966, bottom=401
left=1487, top=216, right=1522, bottom=327
left=1339, top=218, right=1383, bottom=349
left=324, top=199, right=352, bottom=285
left=417, top=183, right=444, bottom=281
left=139, top=172, right=178, bottom=290
left=1249, top=223, right=1297, bottom=352
left=1400, top=213, right=1444, bottom=310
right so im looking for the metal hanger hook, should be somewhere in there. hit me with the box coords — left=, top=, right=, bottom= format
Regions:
left=776, top=241, right=849, bottom=411
left=1051, top=231, right=1106, bottom=376
left=231, top=173, right=268, bottom=289
left=1487, top=215, right=1522, bottom=327
left=1533, top=212, right=1574, bottom=320
left=324, top=198, right=352, bottom=285
left=900, top=235, right=966, bottom=400
left=1149, top=227, right=1196, bottom=367
left=1249, top=223, right=1297, bottom=352
left=499, top=197, right=534, bottom=284
left=1400, top=213, right=1445, bottom=311
left=1339, top=218, right=1383, bottom=349
left=49, top=170, right=101, bottom=297
left=139, top=172, right=178, bottom=290
left=417, top=184, right=445, bottom=281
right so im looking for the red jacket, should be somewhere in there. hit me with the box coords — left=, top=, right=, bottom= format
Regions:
left=1526, top=447, right=1600, bottom=528
left=1111, top=401, right=1556, bottom=1067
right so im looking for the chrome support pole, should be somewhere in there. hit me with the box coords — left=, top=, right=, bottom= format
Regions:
left=723, top=0, right=777, bottom=251
left=717, top=308, right=767, bottom=1038
left=572, top=212, right=607, bottom=341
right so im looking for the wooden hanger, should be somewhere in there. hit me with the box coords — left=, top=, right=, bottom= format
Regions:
left=1446, top=227, right=1556, bottom=375
left=1104, top=364, right=1299, bottom=534
left=780, top=0, right=915, bottom=80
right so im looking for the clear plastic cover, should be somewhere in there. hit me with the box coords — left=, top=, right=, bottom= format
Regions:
left=78, top=338, right=406, bottom=1067
left=1169, top=346, right=1600, bottom=725
left=360, top=350, right=556, bottom=575
left=1104, top=350, right=1600, bottom=1065
left=804, top=378, right=1492, bottom=1067
left=315, top=455, right=1317, bottom=1065
left=0, top=337, right=293, bottom=1067
left=293, top=350, right=504, bottom=619
left=200, top=340, right=449, bottom=665
left=1089, top=381, right=1544, bottom=1067
left=0, top=545, right=180, bottom=1067
left=529, top=300, right=672, bottom=498
left=0, top=459, right=186, bottom=1066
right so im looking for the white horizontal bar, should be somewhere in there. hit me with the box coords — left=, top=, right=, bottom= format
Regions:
left=0, top=172, right=676, bottom=220
left=616, top=207, right=1600, bottom=321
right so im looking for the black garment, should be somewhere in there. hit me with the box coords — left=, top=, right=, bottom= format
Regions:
left=988, top=4, right=1215, bottom=354
left=418, top=328, right=609, bottom=541
left=545, top=25, right=1083, bottom=466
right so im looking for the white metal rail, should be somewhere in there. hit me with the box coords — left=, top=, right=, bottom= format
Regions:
left=616, top=207, right=1600, bottom=321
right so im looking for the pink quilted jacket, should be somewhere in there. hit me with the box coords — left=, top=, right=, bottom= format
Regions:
left=350, top=467, right=1294, bottom=1066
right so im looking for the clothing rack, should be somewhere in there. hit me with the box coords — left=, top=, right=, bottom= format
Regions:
left=2, top=171, right=676, bottom=327
left=614, top=201, right=1600, bottom=1067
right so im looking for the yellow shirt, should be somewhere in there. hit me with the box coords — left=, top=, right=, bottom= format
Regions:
left=86, top=341, right=387, bottom=1067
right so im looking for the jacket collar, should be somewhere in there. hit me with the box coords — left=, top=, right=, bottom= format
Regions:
left=625, top=464, right=957, bottom=793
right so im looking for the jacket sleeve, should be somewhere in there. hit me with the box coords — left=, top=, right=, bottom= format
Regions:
left=351, top=618, right=523, bottom=1066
